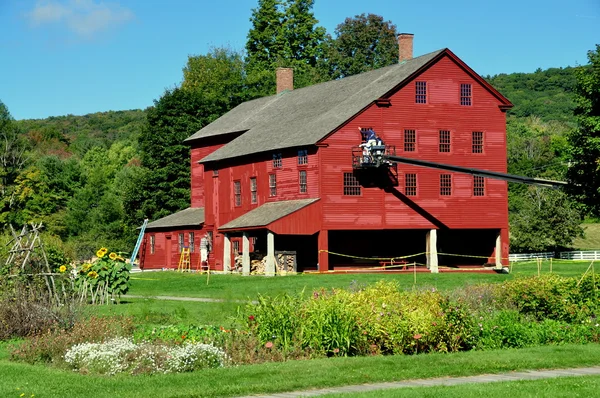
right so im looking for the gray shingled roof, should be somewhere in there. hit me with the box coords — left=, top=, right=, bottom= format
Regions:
left=219, top=198, right=319, bottom=230
left=145, top=207, right=205, bottom=230
left=186, top=49, right=446, bottom=163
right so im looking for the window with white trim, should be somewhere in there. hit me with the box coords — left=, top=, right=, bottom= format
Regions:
left=269, top=174, right=277, bottom=197
left=343, top=172, right=361, bottom=196
left=440, top=174, right=452, bottom=196
left=405, top=173, right=417, bottom=196
left=272, top=153, right=282, bottom=168
left=150, top=235, right=155, bottom=254
left=299, top=170, right=307, bottom=193
left=178, top=233, right=185, bottom=252
left=473, top=176, right=485, bottom=196
left=460, top=83, right=472, bottom=106
left=439, top=130, right=451, bottom=153
left=298, top=149, right=308, bottom=165
left=250, top=177, right=257, bottom=204
left=472, top=131, right=484, bottom=153
left=233, top=180, right=241, bottom=207
left=189, top=232, right=195, bottom=252
left=404, top=129, right=416, bottom=152
left=415, top=81, right=427, bottom=104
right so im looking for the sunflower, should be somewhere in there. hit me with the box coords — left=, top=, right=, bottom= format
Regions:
left=59, top=265, right=67, bottom=273
left=87, top=271, right=99, bottom=278
left=96, top=249, right=106, bottom=258
left=109, top=252, right=117, bottom=260
left=82, top=263, right=91, bottom=272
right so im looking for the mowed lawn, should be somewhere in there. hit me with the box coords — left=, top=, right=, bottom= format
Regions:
left=128, top=260, right=595, bottom=300
left=3, top=344, right=600, bottom=398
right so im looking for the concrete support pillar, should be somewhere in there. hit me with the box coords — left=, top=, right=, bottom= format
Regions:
left=426, top=229, right=439, bottom=273
left=318, top=230, right=329, bottom=272
left=495, top=230, right=503, bottom=270
left=266, top=231, right=276, bottom=277
left=223, top=233, right=231, bottom=272
left=242, top=232, right=250, bottom=276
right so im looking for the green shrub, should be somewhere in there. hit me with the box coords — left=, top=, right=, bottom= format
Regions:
left=11, top=316, right=135, bottom=364
left=132, top=324, right=223, bottom=345
left=499, top=274, right=599, bottom=323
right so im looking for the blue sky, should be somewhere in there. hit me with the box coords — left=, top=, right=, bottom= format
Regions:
left=0, top=0, right=598, bottom=120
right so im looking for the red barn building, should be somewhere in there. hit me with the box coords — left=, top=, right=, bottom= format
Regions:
left=140, top=34, right=513, bottom=273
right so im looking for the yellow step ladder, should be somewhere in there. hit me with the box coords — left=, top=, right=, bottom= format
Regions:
left=177, top=247, right=191, bottom=272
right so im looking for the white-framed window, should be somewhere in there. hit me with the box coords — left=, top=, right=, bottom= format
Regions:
left=440, top=174, right=452, bottom=196
left=189, top=232, right=195, bottom=252
left=472, top=131, right=484, bottom=153
left=460, top=83, right=472, bottom=106
left=404, top=129, right=416, bottom=152
left=299, top=170, right=307, bottom=193
left=298, top=149, right=308, bottom=165
left=250, top=177, right=257, bottom=204
left=269, top=174, right=277, bottom=197
left=405, top=173, right=417, bottom=196
left=234, top=180, right=241, bottom=206
left=415, top=81, right=427, bottom=104
left=473, top=176, right=485, bottom=196
left=343, top=172, right=361, bottom=196
left=272, top=153, right=282, bottom=168
left=439, top=130, right=451, bottom=153
left=150, top=235, right=155, bottom=254
left=178, top=233, right=185, bottom=251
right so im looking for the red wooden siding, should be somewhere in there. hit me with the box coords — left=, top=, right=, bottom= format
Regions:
left=190, top=143, right=225, bottom=207
left=320, top=54, right=508, bottom=231
left=141, top=227, right=206, bottom=270
left=268, top=201, right=321, bottom=235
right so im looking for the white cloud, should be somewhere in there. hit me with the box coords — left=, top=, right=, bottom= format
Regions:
left=27, top=0, right=134, bottom=38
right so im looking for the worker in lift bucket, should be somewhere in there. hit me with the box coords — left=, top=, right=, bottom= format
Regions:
left=358, top=127, right=383, bottom=163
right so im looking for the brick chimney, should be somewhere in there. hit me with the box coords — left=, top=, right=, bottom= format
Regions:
left=398, top=33, right=414, bottom=62
left=276, top=67, right=293, bottom=94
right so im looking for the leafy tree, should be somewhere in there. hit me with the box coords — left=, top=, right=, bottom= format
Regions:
left=245, top=0, right=329, bottom=96
left=509, top=188, right=583, bottom=252
left=327, top=13, right=398, bottom=79
left=486, top=67, right=577, bottom=123
left=182, top=46, right=247, bottom=109
left=125, top=88, right=225, bottom=227
left=567, top=45, right=600, bottom=216
left=0, top=101, right=29, bottom=227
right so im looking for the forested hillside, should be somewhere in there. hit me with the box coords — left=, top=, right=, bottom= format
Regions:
left=0, top=1, right=596, bottom=260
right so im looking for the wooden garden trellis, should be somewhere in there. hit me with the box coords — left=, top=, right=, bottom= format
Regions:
left=4, top=222, right=61, bottom=304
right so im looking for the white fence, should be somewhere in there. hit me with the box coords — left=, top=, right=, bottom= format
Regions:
left=559, top=251, right=600, bottom=260
left=509, top=252, right=554, bottom=262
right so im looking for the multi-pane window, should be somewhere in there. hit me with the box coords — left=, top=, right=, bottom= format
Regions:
left=299, top=170, right=307, bottom=193
left=232, top=240, right=240, bottom=254
left=404, top=129, right=416, bottom=152
left=189, top=232, right=195, bottom=253
left=472, top=131, right=484, bottom=153
left=250, top=177, right=257, bottom=204
left=272, top=153, right=282, bottom=168
left=405, top=173, right=417, bottom=196
left=473, top=176, right=485, bottom=196
left=269, top=174, right=277, bottom=197
left=439, top=130, right=451, bottom=153
left=460, top=83, right=472, bottom=106
left=343, top=172, right=361, bottom=196
left=298, top=149, right=308, bottom=165
left=415, top=81, right=427, bottom=104
left=440, top=174, right=452, bottom=196
left=150, top=235, right=155, bottom=254
left=213, top=169, right=219, bottom=177
left=233, top=180, right=241, bottom=206
left=178, top=233, right=185, bottom=252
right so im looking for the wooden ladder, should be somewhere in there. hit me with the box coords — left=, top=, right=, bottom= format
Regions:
left=177, top=247, right=191, bottom=272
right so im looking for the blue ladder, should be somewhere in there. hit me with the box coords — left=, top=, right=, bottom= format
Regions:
left=130, top=219, right=149, bottom=267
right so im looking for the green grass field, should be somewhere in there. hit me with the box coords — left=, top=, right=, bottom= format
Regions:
left=128, top=260, right=595, bottom=300
left=573, top=223, right=600, bottom=250
left=2, top=344, right=600, bottom=398
left=322, top=375, right=600, bottom=398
